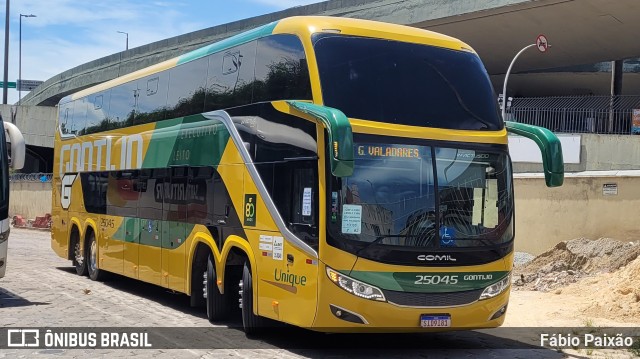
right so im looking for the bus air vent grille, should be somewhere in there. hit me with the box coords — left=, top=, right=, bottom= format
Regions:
left=383, top=288, right=484, bottom=307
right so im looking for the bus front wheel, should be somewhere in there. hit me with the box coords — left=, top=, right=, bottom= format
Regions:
left=86, top=232, right=107, bottom=281
left=205, top=254, right=228, bottom=322
left=241, top=261, right=265, bottom=335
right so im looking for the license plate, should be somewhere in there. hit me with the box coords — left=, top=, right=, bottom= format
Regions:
left=420, top=314, right=451, bottom=328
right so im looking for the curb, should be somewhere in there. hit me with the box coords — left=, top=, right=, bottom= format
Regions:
left=12, top=226, right=51, bottom=232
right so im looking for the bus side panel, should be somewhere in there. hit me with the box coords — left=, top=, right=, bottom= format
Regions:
left=51, top=128, right=70, bottom=260
left=162, top=220, right=189, bottom=291
left=51, top=176, right=69, bottom=259
left=138, top=218, right=163, bottom=286
left=122, top=217, right=140, bottom=279
left=243, top=171, right=319, bottom=328
left=97, top=215, right=124, bottom=275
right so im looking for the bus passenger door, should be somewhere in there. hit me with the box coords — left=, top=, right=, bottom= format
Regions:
left=253, top=160, right=320, bottom=327
left=137, top=168, right=164, bottom=286
left=162, top=166, right=188, bottom=291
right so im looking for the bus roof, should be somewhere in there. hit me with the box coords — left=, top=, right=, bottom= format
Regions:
left=63, top=16, right=472, bottom=104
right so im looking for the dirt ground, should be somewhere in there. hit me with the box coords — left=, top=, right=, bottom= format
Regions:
left=504, top=239, right=640, bottom=358
left=506, top=237, right=640, bottom=326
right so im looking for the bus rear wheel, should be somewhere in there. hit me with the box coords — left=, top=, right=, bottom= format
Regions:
left=86, top=232, right=107, bottom=281
left=72, top=231, right=87, bottom=276
left=205, top=254, right=228, bottom=322
left=240, top=261, right=265, bottom=335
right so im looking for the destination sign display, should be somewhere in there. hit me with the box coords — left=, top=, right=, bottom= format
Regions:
left=356, top=143, right=427, bottom=159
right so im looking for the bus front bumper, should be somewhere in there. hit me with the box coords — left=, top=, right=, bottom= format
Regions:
left=311, top=269, right=510, bottom=332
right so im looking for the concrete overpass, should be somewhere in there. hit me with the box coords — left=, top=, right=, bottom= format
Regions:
left=20, top=0, right=640, bottom=108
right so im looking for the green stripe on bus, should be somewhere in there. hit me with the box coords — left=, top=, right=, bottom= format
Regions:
left=142, top=114, right=231, bottom=168
left=344, top=270, right=510, bottom=293
left=177, top=21, right=279, bottom=65
left=113, top=217, right=197, bottom=249
left=142, top=117, right=185, bottom=168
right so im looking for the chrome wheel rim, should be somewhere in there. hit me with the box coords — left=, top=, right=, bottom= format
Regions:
left=74, top=242, right=84, bottom=266
left=89, top=239, right=97, bottom=272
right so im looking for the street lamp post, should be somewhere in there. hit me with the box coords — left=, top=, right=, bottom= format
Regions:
left=117, top=31, right=128, bottom=51
left=18, top=13, right=36, bottom=105
left=501, top=35, right=549, bottom=120
left=2, top=0, right=10, bottom=104
left=501, top=44, right=535, bottom=121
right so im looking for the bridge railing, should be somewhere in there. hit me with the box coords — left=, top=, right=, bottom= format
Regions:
left=507, top=95, right=640, bottom=135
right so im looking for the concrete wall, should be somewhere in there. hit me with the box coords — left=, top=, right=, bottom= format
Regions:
left=0, top=105, right=57, bottom=148
left=10, top=173, right=639, bottom=256
left=514, top=173, right=640, bottom=255
left=9, top=181, right=52, bottom=220
left=513, top=134, right=640, bottom=173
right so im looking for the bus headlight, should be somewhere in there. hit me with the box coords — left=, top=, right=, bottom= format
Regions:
left=479, top=273, right=511, bottom=300
left=326, top=267, right=386, bottom=302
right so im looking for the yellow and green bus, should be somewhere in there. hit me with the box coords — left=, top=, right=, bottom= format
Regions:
left=51, top=16, right=563, bottom=333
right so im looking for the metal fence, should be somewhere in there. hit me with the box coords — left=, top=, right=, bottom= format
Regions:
left=10, top=173, right=53, bottom=183
left=508, top=95, right=640, bottom=135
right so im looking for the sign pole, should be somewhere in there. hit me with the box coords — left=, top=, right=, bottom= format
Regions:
left=501, top=34, right=549, bottom=120
left=2, top=0, right=9, bottom=104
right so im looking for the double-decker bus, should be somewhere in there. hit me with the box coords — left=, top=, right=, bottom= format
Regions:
left=51, top=16, right=563, bottom=333
left=0, top=121, right=26, bottom=278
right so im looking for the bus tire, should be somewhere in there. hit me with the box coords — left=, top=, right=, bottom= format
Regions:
left=86, top=231, right=107, bottom=281
left=206, top=254, right=228, bottom=322
left=241, top=261, right=264, bottom=335
left=72, top=230, right=87, bottom=276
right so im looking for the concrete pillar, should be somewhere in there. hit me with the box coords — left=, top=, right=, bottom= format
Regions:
left=611, top=60, right=623, bottom=96
left=608, top=60, right=624, bottom=133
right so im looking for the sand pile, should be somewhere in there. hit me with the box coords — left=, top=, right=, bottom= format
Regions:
left=513, top=238, right=640, bottom=292
left=562, top=255, right=640, bottom=322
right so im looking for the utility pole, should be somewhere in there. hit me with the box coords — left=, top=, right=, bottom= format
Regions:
left=2, top=0, right=10, bottom=104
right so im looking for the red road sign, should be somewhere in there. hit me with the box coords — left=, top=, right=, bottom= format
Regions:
left=536, top=34, right=549, bottom=53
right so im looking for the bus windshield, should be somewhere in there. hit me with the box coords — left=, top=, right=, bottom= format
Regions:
left=313, top=34, right=503, bottom=131
left=327, top=139, right=513, bottom=258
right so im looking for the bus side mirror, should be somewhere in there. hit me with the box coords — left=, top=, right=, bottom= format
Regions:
left=505, top=121, right=564, bottom=187
left=287, top=101, right=354, bottom=177
left=4, top=122, right=25, bottom=170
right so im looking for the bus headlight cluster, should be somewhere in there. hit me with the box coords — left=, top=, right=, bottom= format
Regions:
left=326, top=267, right=386, bottom=302
left=479, top=273, right=511, bottom=300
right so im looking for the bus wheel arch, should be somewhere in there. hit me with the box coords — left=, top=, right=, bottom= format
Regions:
left=189, top=238, right=239, bottom=322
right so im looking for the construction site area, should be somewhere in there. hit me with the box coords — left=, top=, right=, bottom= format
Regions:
left=511, top=237, right=640, bottom=326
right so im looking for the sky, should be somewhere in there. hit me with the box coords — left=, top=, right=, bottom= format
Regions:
left=0, top=0, right=322, bottom=104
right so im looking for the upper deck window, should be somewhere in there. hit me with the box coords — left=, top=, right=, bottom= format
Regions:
left=313, top=34, right=503, bottom=131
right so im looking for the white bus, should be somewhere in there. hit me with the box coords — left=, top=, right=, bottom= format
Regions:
left=0, top=121, right=25, bottom=278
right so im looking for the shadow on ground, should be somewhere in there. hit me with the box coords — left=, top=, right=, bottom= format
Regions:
left=0, top=287, right=50, bottom=308
left=53, top=266, right=572, bottom=357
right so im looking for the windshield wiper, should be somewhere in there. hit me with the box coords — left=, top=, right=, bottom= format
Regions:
left=355, top=233, right=437, bottom=256
left=423, top=59, right=491, bottom=130
left=355, top=235, right=407, bottom=257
